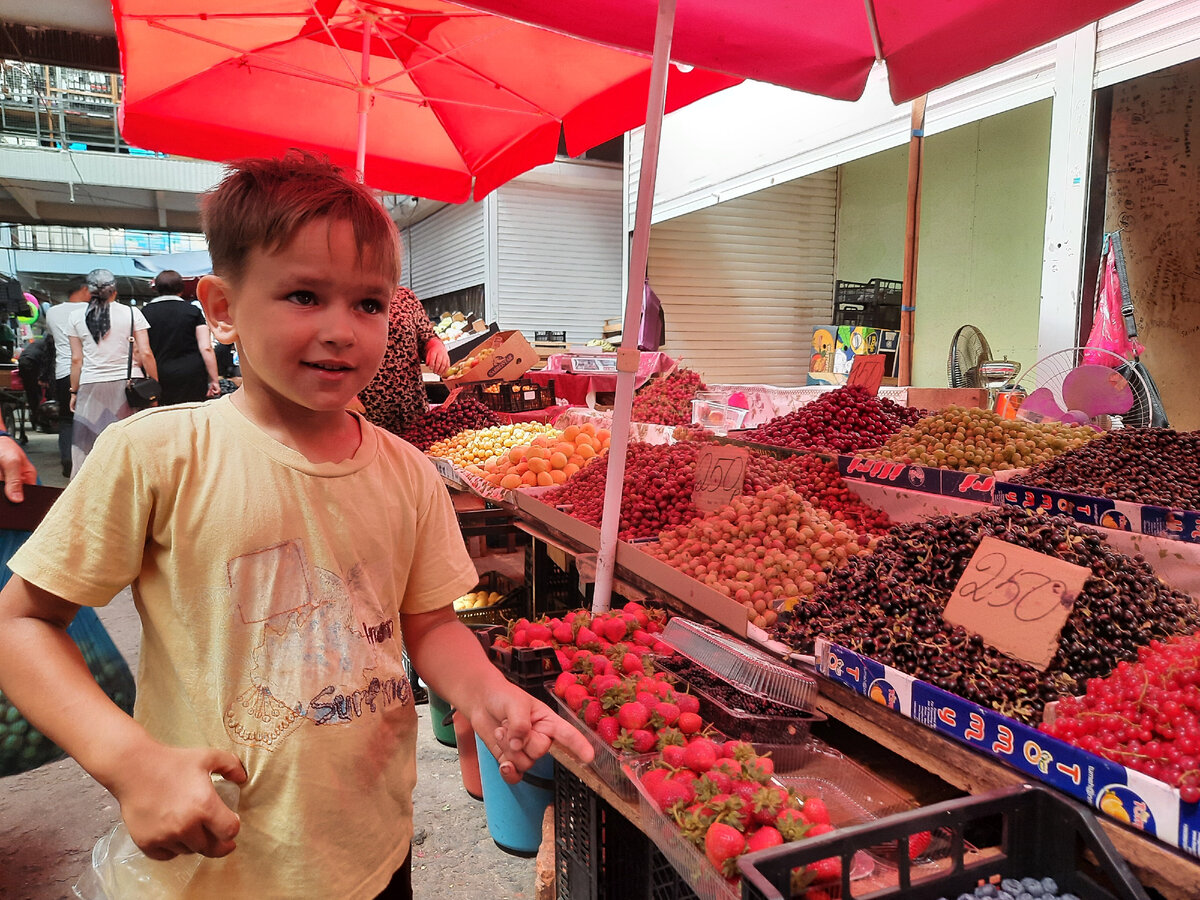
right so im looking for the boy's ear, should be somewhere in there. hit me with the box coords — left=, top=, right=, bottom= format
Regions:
left=198, top=274, right=237, bottom=345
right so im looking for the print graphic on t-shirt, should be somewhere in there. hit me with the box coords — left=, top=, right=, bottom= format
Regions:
left=222, top=540, right=411, bottom=749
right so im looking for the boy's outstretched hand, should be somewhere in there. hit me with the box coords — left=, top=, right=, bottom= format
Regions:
left=113, top=740, right=247, bottom=860
left=475, top=683, right=595, bottom=784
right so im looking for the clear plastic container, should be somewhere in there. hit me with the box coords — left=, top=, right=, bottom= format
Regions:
left=658, top=618, right=816, bottom=713
left=691, top=398, right=750, bottom=435
left=550, top=692, right=653, bottom=801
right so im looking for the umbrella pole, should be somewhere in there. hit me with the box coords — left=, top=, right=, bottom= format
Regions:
left=355, top=14, right=373, bottom=183
left=592, top=0, right=677, bottom=613
left=898, top=95, right=926, bottom=385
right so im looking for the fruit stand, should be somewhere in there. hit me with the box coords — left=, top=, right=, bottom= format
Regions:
left=419, top=371, right=1200, bottom=899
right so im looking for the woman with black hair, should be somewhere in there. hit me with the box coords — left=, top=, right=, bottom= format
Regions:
left=67, top=269, right=159, bottom=474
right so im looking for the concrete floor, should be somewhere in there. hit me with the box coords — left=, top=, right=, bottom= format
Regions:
left=2, top=429, right=539, bottom=899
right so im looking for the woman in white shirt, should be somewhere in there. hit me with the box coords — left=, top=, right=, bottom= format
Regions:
left=68, top=268, right=158, bottom=473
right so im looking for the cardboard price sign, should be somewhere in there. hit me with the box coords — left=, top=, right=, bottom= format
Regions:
left=846, top=353, right=886, bottom=395
left=943, top=536, right=1090, bottom=671
left=693, top=444, right=749, bottom=513
left=440, top=386, right=467, bottom=408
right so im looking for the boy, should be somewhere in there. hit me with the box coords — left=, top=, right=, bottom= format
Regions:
left=0, top=154, right=592, bottom=899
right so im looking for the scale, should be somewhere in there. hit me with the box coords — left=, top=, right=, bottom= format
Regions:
left=564, top=354, right=619, bottom=374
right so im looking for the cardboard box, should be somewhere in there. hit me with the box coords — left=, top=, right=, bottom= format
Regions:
left=838, top=454, right=1000, bottom=503
left=995, top=482, right=1200, bottom=545
left=443, top=330, right=538, bottom=383
left=904, top=387, right=990, bottom=411
left=815, top=638, right=1192, bottom=858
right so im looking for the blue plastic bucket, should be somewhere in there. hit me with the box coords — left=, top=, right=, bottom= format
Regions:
left=475, top=735, right=554, bottom=856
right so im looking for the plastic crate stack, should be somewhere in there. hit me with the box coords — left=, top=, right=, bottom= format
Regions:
left=472, top=378, right=556, bottom=413
left=833, top=278, right=903, bottom=331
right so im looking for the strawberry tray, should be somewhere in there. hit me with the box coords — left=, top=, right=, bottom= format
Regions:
left=624, top=759, right=874, bottom=900
left=550, top=692, right=654, bottom=802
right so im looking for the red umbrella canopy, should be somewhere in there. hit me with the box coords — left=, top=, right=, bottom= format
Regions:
left=112, top=0, right=740, bottom=202
left=460, top=0, right=1141, bottom=103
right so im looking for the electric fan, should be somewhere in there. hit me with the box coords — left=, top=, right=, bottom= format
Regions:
left=947, top=324, right=1021, bottom=403
left=1002, top=347, right=1157, bottom=430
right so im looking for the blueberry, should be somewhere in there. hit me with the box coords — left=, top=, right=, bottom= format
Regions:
left=1041, top=879, right=1058, bottom=895
left=1022, top=878, right=1041, bottom=891
left=978, top=887, right=999, bottom=898
left=1026, top=886, right=1044, bottom=898
left=1016, top=893, right=1034, bottom=900
left=1061, top=895, right=1081, bottom=900
left=956, top=894, right=974, bottom=900
left=1001, top=880, right=1023, bottom=895
left=997, top=893, right=1015, bottom=900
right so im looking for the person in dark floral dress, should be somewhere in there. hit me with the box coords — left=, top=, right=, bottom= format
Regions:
left=359, top=286, right=450, bottom=434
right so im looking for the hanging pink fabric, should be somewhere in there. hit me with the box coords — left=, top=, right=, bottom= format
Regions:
left=1083, top=239, right=1144, bottom=367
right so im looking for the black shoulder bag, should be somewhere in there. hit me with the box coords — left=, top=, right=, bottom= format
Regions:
left=125, top=306, right=162, bottom=408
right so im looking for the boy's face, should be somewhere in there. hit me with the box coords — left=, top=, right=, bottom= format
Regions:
left=199, top=218, right=394, bottom=419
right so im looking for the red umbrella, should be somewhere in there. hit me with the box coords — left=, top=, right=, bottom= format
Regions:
left=111, top=0, right=739, bottom=202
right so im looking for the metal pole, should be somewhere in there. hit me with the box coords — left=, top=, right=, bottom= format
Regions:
left=355, top=13, right=373, bottom=183
left=592, top=0, right=677, bottom=612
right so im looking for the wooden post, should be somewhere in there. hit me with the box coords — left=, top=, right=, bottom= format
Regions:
left=898, top=96, right=927, bottom=386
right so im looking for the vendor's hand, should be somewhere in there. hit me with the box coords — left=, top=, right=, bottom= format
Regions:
left=0, top=434, right=37, bottom=503
left=113, top=741, right=247, bottom=860
left=424, top=338, right=450, bottom=377
left=474, top=684, right=595, bottom=784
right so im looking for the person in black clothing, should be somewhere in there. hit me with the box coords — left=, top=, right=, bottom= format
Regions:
left=16, top=336, right=55, bottom=432
left=141, top=270, right=220, bottom=404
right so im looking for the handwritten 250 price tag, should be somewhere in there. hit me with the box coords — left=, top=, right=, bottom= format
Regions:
left=846, top=353, right=886, bottom=395
left=942, top=536, right=1090, bottom=671
left=692, top=445, right=749, bottom=513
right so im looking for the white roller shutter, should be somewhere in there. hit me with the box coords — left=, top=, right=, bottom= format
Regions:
left=1094, top=0, right=1200, bottom=88
left=647, top=171, right=837, bottom=387
left=403, top=201, right=486, bottom=300
left=495, top=179, right=623, bottom=343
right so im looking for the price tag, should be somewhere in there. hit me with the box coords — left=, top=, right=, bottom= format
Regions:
left=692, top=444, right=748, bottom=513
left=429, top=455, right=462, bottom=485
left=846, top=353, right=886, bottom=394
left=942, top=536, right=1090, bottom=671
left=441, top=386, right=466, bottom=408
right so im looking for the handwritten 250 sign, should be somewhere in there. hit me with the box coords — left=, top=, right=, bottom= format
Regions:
left=942, top=537, right=1090, bottom=671
left=693, top=445, right=749, bottom=513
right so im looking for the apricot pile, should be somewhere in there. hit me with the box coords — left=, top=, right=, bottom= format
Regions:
left=466, top=422, right=611, bottom=489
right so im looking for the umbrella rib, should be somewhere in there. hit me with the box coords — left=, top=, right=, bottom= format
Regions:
left=310, top=0, right=365, bottom=87
left=862, top=0, right=884, bottom=60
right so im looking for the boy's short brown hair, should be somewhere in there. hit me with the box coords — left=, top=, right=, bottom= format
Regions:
left=201, top=151, right=401, bottom=286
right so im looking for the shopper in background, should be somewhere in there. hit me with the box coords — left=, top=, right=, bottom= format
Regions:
left=44, top=277, right=90, bottom=477
left=358, top=286, right=450, bottom=434
left=0, top=153, right=592, bottom=900
left=142, top=269, right=221, bottom=404
left=68, top=268, right=158, bottom=474
left=15, top=334, right=54, bottom=432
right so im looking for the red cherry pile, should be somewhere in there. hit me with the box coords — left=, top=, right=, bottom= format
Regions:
left=632, top=367, right=706, bottom=426
left=399, top=395, right=500, bottom=451
left=546, top=440, right=890, bottom=541
left=750, top=385, right=923, bottom=453
left=1041, top=633, right=1200, bottom=803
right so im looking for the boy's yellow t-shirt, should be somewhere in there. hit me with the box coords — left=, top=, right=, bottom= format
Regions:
left=9, top=396, right=480, bottom=898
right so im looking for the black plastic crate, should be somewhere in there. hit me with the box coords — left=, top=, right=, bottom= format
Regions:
left=525, top=540, right=587, bottom=615
left=536, top=330, right=567, bottom=342
left=453, top=570, right=528, bottom=626
left=833, top=278, right=903, bottom=331
left=473, top=378, right=556, bottom=413
left=472, top=624, right=561, bottom=704
left=739, top=783, right=1150, bottom=900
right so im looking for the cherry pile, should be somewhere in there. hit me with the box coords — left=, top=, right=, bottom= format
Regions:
left=545, top=440, right=890, bottom=541
left=771, top=507, right=1200, bottom=724
left=399, top=395, right=499, bottom=450
left=748, top=385, right=924, bottom=453
left=1012, top=428, right=1200, bottom=510
left=647, top=485, right=872, bottom=627
left=632, top=367, right=706, bottom=426
left=1041, top=632, right=1200, bottom=802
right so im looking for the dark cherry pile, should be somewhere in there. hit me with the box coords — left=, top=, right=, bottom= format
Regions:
left=545, top=440, right=889, bottom=540
left=1042, top=632, right=1200, bottom=802
left=748, top=385, right=924, bottom=453
left=771, top=506, right=1200, bottom=724
left=1011, top=428, right=1200, bottom=509
left=399, top=396, right=500, bottom=451
left=632, top=367, right=706, bottom=426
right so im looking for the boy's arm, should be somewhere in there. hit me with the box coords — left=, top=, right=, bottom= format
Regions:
left=0, top=575, right=245, bottom=859
left=401, top=606, right=594, bottom=781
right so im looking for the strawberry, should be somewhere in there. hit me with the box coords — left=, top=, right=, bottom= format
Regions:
left=704, top=822, right=747, bottom=879
left=655, top=726, right=686, bottom=750
left=596, top=716, right=620, bottom=746
left=801, top=797, right=830, bottom=826
left=648, top=774, right=695, bottom=813
left=554, top=649, right=574, bottom=671
left=805, top=856, right=841, bottom=883
left=702, top=765, right=733, bottom=795
left=616, top=701, right=651, bottom=732
left=629, top=728, right=657, bottom=753
left=600, top=616, right=629, bottom=643
left=751, top=785, right=788, bottom=825
left=654, top=701, right=681, bottom=727
left=661, top=744, right=687, bottom=769
left=775, top=807, right=811, bottom=842
left=633, top=629, right=657, bottom=647
left=526, top=622, right=552, bottom=643
left=676, top=693, right=701, bottom=715
left=574, top=626, right=600, bottom=648
left=907, top=830, right=932, bottom=859
left=563, top=683, right=590, bottom=713
left=746, top=825, right=784, bottom=853
left=682, top=738, right=719, bottom=773
left=731, top=779, right=760, bottom=809
left=742, top=755, right=774, bottom=783
left=512, top=628, right=530, bottom=647
left=552, top=622, right=575, bottom=644
left=623, top=602, right=649, bottom=626
left=677, top=711, right=703, bottom=735
left=806, top=822, right=835, bottom=838
left=723, top=740, right=755, bottom=760
left=635, top=690, right=660, bottom=709
left=582, top=699, right=603, bottom=728
left=589, top=674, right=621, bottom=698
left=554, top=671, right=578, bottom=698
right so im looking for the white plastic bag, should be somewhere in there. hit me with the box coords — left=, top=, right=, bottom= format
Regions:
left=73, top=776, right=240, bottom=900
